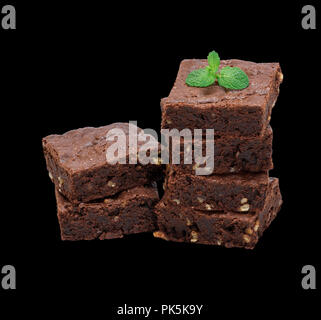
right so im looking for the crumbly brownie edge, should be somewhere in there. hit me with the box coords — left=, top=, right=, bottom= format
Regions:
left=43, top=142, right=75, bottom=198
left=70, top=163, right=163, bottom=203
left=166, top=126, right=273, bottom=174
left=163, top=171, right=269, bottom=213
left=262, top=63, right=283, bottom=131
left=161, top=103, right=266, bottom=137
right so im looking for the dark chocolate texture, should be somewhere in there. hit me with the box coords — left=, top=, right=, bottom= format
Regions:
left=154, top=178, right=282, bottom=249
left=56, top=184, right=159, bottom=241
left=167, top=126, right=273, bottom=174
left=164, top=169, right=269, bottom=213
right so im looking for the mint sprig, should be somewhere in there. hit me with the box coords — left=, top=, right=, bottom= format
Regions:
left=185, top=50, right=249, bottom=90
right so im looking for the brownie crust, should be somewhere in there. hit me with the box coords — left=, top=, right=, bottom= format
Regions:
left=56, top=184, right=159, bottom=241
left=164, top=170, right=269, bottom=213
left=161, top=59, right=282, bottom=137
left=43, top=123, right=163, bottom=203
left=154, top=178, right=282, bottom=249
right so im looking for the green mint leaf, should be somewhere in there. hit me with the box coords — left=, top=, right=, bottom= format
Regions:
left=217, top=66, right=249, bottom=90
left=207, top=51, right=220, bottom=73
left=185, top=51, right=250, bottom=90
left=185, top=67, right=216, bottom=87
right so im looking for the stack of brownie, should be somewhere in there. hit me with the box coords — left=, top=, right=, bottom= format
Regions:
left=154, top=59, right=283, bottom=249
left=43, top=123, right=163, bottom=240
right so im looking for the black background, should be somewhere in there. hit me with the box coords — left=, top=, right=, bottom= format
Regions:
left=0, top=1, right=319, bottom=317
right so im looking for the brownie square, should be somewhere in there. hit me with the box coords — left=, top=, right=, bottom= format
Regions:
left=164, top=169, right=269, bottom=213
left=43, top=123, right=163, bottom=203
left=168, top=126, right=273, bottom=174
left=154, top=178, right=282, bottom=249
left=56, top=184, right=159, bottom=241
left=161, top=59, right=282, bottom=137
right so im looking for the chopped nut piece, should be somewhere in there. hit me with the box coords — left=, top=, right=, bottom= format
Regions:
left=243, top=235, right=251, bottom=243
left=235, top=151, right=240, bottom=158
left=104, top=199, right=112, bottom=204
left=230, top=167, right=236, bottom=173
left=245, top=228, right=253, bottom=235
left=113, top=216, right=119, bottom=222
left=277, top=72, right=284, bottom=82
left=172, top=199, right=180, bottom=205
left=241, top=198, right=248, bottom=204
left=166, top=120, right=172, bottom=124
left=197, top=196, right=205, bottom=203
left=190, top=231, right=198, bottom=243
left=152, top=157, right=162, bottom=165
left=192, top=163, right=199, bottom=171
left=58, top=176, right=64, bottom=187
left=186, top=218, right=192, bottom=226
left=153, top=231, right=168, bottom=241
left=48, top=172, right=53, bottom=180
left=254, top=220, right=260, bottom=232
left=217, top=240, right=222, bottom=246
left=107, top=181, right=116, bottom=187
left=205, top=203, right=212, bottom=210
left=239, top=203, right=250, bottom=212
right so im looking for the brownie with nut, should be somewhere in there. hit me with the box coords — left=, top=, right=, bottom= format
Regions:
left=56, top=184, right=159, bottom=241
left=161, top=59, right=282, bottom=137
left=154, top=178, right=282, bottom=249
left=163, top=169, right=269, bottom=213
left=167, top=125, right=273, bottom=174
left=43, top=123, right=163, bottom=203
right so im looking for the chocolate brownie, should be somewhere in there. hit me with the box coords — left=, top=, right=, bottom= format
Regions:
left=154, top=178, right=282, bottom=249
left=163, top=170, right=269, bottom=213
left=56, top=184, right=159, bottom=241
left=161, top=59, right=282, bottom=137
left=167, top=126, right=273, bottom=174
left=43, top=123, right=163, bottom=203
